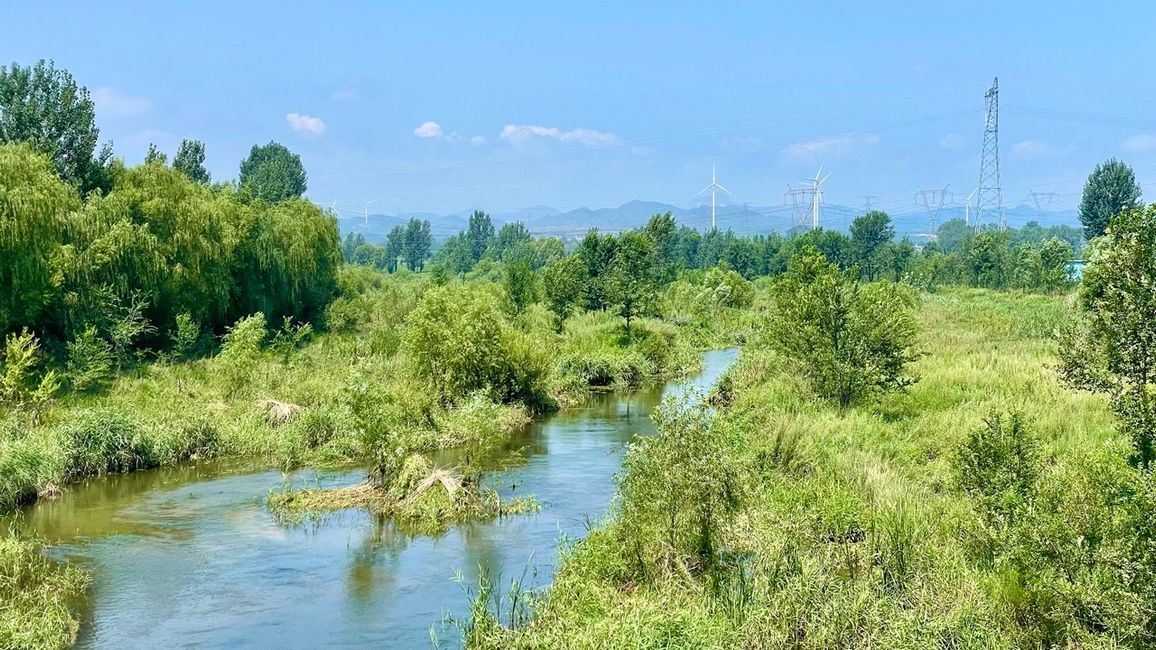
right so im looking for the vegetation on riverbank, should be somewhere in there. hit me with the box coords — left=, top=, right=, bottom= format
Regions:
left=0, top=535, right=88, bottom=650
left=463, top=207, right=1156, bottom=649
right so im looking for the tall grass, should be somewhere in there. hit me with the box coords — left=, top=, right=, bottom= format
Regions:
left=467, top=287, right=1148, bottom=649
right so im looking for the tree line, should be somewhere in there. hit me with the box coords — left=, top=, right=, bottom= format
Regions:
left=1, top=60, right=340, bottom=383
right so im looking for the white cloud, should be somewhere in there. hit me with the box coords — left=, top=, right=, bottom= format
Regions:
left=780, top=133, right=880, bottom=160
left=286, top=113, right=326, bottom=136
left=330, top=89, right=358, bottom=102
left=1122, top=133, right=1156, bottom=153
left=499, top=124, right=619, bottom=146
left=92, top=87, right=152, bottom=118
left=1011, top=139, right=1049, bottom=158
left=414, top=120, right=443, bottom=138
left=469, top=135, right=487, bottom=146
left=939, top=133, right=967, bottom=151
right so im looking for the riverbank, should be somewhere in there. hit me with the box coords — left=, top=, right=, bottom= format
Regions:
left=466, top=288, right=1155, bottom=649
left=0, top=271, right=755, bottom=648
left=5, top=349, right=738, bottom=648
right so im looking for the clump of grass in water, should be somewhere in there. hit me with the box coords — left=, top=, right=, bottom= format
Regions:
left=266, top=455, right=540, bottom=534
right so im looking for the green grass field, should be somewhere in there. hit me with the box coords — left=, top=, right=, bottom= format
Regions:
left=467, top=288, right=1153, bottom=649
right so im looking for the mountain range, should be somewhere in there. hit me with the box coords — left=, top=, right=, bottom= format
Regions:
left=338, top=199, right=1080, bottom=243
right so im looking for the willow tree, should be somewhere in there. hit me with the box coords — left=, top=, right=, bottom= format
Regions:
left=231, top=197, right=341, bottom=323
left=77, top=163, right=235, bottom=333
left=0, top=144, right=75, bottom=333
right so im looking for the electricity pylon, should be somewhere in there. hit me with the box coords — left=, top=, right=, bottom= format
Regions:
left=975, top=77, right=1004, bottom=230
left=917, top=186, right=952, bottom=233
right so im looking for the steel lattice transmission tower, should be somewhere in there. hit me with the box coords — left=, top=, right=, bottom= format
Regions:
left=975, top=77, right=1004, bottom=230
left=785, top=185, right=814, bottom=230
left=917, top=186, right=953, bottom=233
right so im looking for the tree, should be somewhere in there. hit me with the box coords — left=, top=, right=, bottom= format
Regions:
left=173, top=139, right=210, bottom=184
left=402, top=218, right=431, bottom=271
left=768, top=247, right=920, bottom=408
left=0, top=144, right=77, bottom=333
left=384, top=226, right=404, bottom=273
left=963, top=230, right=1013, bottom=288
left=143, top=143, right=167, bottom=165
left=238, top=141, right=306, bottom=202
left=490, top=222, right=531, bottom=261
left=849, top=210, right=894, bottom=280
left=0, top=60, right=103, bottom=191
left=1059, top=205, right=1156, bottom=467
left=504, top=258, right=536, bottom=315
left=465, top=210, right=495, bottom=264
left=542, top=255, right=587, bottom=330
left=644, top=211, right=678, bottom=282
left=1079, top=158, right=1142, bottom=239
left=936, top=218, right=972, bottom=253
left=607, top=231, right=659, bottom=336
left=576, top=230, right=618, bottom=310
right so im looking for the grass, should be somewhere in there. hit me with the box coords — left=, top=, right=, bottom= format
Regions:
left=465, top=287, right=1148, bottom=649
left=0, top=533, right=88, bottom=650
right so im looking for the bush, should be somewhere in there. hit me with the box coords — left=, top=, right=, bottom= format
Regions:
left=65, top=326, right=113, bottom=391
left=0, top=329, right=59, bottom=409
left=403, top=284, right=549, bottom=407
left=60, top=408, right=156, bottom=478
left=768, top=247, right=920, bottom=408
left=954, top=411, right=1040, bottom=531
left=616, top=396, right=741, bottom=581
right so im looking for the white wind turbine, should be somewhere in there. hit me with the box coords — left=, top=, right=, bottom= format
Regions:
left=803, top=166, right=830, bottom=230
left=964, top=187, right=977, bottom=228
left=698, top=164, right=732, bottom=230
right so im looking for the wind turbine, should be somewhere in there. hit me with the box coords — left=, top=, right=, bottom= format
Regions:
left=364, top=198, right=377, bottom=226
left=964, top=188, right=977, bottom=228
left=802, top=166, right=830, bottom=230
left=697, top=164, right=732, bottom=230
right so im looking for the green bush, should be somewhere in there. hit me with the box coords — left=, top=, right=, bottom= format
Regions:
left=65, top=326, right=113, bottom=391
left=60, top=408, right=156, bottom=478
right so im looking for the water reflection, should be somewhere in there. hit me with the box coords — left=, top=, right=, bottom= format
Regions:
left=8, top=349, right=737, bottom=648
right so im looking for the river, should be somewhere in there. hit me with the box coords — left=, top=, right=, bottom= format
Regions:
left=15, top=348, right=737, bottom=648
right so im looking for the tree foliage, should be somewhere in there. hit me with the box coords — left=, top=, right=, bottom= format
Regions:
left=0, top=60, right=104, bottom=191
left=542, top=255, right=587, bottom=329
left=849, top=210, right=894, bottom=280
left=1059, top=204, right=1156, bottom=467
left=607, top=231, right=659, bottom=336
left=0, top=144, right=77, bottom=332
left=239, top=141, right=307, bottom=203
left=1078, top=158, right=1142, bottom=240
left=768, top=247, right=920, bottom=407
left=173, top=139, right=210, bottom=184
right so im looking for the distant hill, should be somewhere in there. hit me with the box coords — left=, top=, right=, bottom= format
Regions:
left=338, top=200, right=1080, bottom=243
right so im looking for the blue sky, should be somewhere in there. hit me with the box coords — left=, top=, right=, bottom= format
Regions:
left=6, top=1, right=1156, bottom=218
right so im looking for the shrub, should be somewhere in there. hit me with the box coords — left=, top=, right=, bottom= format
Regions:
left=65, top=326, right=113, bottom=391
left=954, top=411, right=1040, bottom=531
left=60, top=408, right=156, bottom=478
left=217, top=313, right=267, bottom=393
left=403, top=285, right=550, bottom=407
left=617, top=396, right=741, bottom=580
left=0, top=329, right=59, bottom=409
left=767, top=247, right=920, bottom=408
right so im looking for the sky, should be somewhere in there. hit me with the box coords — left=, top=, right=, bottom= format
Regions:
left=6, top=1, right=1156, bottom=221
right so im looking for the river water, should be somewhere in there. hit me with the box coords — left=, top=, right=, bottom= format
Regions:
left=16, top=349, right=737, bottom=648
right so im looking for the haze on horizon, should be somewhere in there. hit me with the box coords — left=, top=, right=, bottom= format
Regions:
left=5, top=0, right=1156, bottom=219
